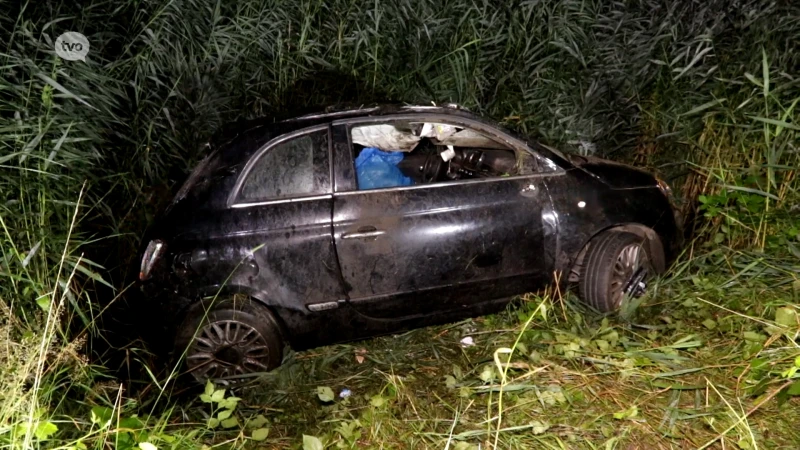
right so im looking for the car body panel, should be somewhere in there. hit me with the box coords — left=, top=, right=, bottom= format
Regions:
left=139, top=104, right=681, bottom=351
left=332, top=176, right=553, bottom=319
left=544, top=169, right=678, bottom=272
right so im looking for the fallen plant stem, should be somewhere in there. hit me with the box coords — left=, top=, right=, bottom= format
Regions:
left=698, top=379, right=793, bottom=450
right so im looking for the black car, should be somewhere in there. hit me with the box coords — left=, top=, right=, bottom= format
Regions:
left=139, top=104, right=682, bottom=383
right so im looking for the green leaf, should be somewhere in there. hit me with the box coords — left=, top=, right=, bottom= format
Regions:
left=787, top=382, right=800, bottom=396
left=251, top=428, right=269, bottom=441
left=653, top=368, right=704, bottom=379
left=217, top=409, right=232, bottom=420
left=116, top=432, right=134, bottom=448
left=750, top=358, right=768, bottom=370
left=221, top=417, right=239, bottom=428
left=762, top=47, right=770, bottom=98
left=317, top=386, right=335, bottom=402
left=743, top=331, right=766, bottom=342
left=247, top=414, right=269, bottom=429
left=613, top=406, right=638, bottom=420
left=119, top=416, right=144, bottom=429
left=36, top=296, right=51, bottom=312
left=370, top=395, right=386, bottom=408
left=445, top=375, right=457, bottom=388
left=530, top=420, right=550, bottom=434
left=218, top=397, right=239, bottom=410
left=210, top=389, right=226, bottom=403
left=775, top=307, right=796, bottom=327
left=788, top=242, right=800, bottom=260
left=35, top=73, right=98, bottom=110
left=744, top=72, right=762, bottom=88
left=680, top=98, right=725, bottom=117
left=90, top=406, right=113, bottom=426
left=750, top=116, right=800, bottom=131
left=652, top=381, right=705, bottom=390
left=720, top=183, right=781, bottom=200
left=303, top=434, right=324, bottom=450
left=34, top=421, right=58, bottom=440
left=207, top=417, right=220, bottom=429
left=702, top=319, right=717, bottom=330
left=204, top=381, right=215, bottom=396
left=479, top=366, right=495, bottom=383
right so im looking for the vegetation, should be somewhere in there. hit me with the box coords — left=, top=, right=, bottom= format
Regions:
left=1, top=0, right=798, bottom=448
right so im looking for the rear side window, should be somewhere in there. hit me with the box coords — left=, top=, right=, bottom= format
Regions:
left=238, top=129, right=330, bottom=202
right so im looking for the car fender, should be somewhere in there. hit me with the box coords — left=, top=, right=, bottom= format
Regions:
left=188, top=284, right=293, bottom=341
left=546, top=170, right=678, bottom=277
left=583, top=223, right=666, bottom=271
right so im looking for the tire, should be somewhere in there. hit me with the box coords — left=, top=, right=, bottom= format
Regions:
left=174, top=296, right=283, bottom=384
left=579, top=231, right=656, bottom=313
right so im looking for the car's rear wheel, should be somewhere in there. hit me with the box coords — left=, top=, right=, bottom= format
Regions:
left=174, top=297, right=283, bottom=384
left=579, top=230, right=656, bottom=313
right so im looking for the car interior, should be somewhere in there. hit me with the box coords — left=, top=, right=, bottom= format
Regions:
left=349, top=121, right=541, bottom=190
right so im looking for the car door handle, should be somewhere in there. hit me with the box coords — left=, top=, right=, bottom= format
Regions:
left=341, top=226, right=385, bottom=240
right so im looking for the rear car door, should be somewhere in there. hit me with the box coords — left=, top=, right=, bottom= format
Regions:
left=222, top=125, right=346, bottom=313
left=331, top=115, right=559, bottom=320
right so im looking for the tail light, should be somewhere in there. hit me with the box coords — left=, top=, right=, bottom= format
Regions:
left=656, top=177, right=677, bottom=204
left=139, top=239, right=166, bottom=281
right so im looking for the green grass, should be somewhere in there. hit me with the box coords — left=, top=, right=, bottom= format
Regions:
left=233, top=276, right=800, bottom=449
left=1, top=0, right=799, bottom=448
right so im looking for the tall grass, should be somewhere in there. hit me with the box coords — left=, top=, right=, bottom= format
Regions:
left=0, top=0, right=798, bottom=448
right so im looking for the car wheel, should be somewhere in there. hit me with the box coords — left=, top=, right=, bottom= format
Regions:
left=579, top=230, right=655, bottom=313
left=174, top=297, right=283, bottom=384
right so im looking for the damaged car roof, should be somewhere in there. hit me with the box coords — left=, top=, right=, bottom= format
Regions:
left=208, top=104, right=480, bottom=150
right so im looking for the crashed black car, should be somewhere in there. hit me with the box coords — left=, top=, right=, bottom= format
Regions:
left=139, top=105, right=682, bottom=382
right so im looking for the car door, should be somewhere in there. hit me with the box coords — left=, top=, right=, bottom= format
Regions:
left=331, top=115, right=559, bottom=320
left=221, top=125, right=347, bottom=313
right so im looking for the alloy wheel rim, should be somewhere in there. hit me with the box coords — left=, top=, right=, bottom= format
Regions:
left=186, top=319, right=270, bottom=382
left=610, top=243, right=649, bottom=309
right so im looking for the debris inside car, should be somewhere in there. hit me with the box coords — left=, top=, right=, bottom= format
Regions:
left=351, top=122, right=523, bottom=189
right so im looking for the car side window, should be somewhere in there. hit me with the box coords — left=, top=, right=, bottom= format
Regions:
left=239, top=129, right=330, bottom=202
left=347, top=121, right=543, bottom=191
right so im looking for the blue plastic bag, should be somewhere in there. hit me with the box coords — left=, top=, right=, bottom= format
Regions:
left=354, top=147, right=414, bottom=190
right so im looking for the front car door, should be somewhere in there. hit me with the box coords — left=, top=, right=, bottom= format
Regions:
left=331, top=114, right=563, bottom=320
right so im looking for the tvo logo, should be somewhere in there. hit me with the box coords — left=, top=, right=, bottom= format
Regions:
left=55, top=32, right=89, bottom=61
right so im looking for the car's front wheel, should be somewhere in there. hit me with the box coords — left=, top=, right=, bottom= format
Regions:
left=579, top=230, right=657, bottom=313
left=174, top=296, right=283, bottom=384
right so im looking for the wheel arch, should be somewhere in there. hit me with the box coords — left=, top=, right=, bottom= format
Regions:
left=570, top=223, right=666, bottom=282
left=186, top=284, right=293, bottom=345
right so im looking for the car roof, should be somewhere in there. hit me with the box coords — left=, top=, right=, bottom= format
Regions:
left=280, top=103, right=476, bottom=123
left=205, top=104, right=569, bottom=172
left=208, top=104, right=480, bottom=152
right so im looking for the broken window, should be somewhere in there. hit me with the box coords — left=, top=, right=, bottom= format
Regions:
left=349, top=121, right=541, bottom=191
